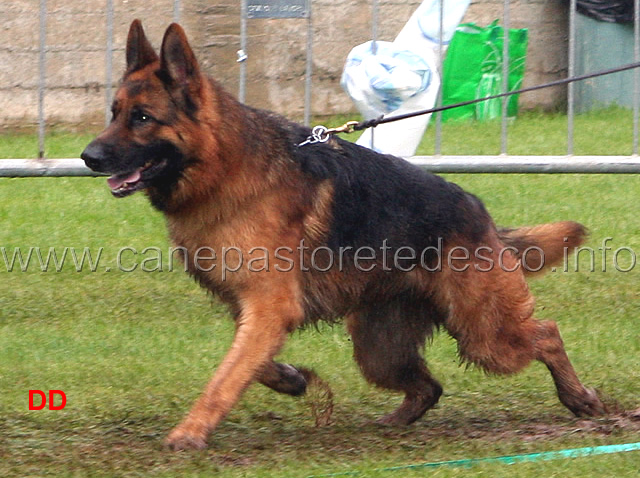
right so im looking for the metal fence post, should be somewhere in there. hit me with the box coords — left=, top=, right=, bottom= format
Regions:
left=501, top=0, right=510, bottom=155
left=634, top=0, right=639, bottom=155
left=568, top=0, right=577, bottom=156
left=38, top=0, right=47, bottom=159
left=304, top=9, right=313, bottom=126
left=434, top=0, right=444, bottom=156
left=239, top=0, right=247, bottom=103
left=371, top=0, right=378, bottom=148
left=105, top=0, right=114, bottom=127
left=173, top=0, right=181, bottom=23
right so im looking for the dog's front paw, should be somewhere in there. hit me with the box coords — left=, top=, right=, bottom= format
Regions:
left=164, top=425, right=208, bottom=451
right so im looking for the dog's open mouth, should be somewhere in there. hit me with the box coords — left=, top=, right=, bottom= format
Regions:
left=107, top=160, right=167, bottom=197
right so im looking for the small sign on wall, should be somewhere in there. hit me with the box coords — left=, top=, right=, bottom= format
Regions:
left=246, top=0, right=310, bottom=19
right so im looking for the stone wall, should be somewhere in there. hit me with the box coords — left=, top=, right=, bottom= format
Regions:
left=0, top=0, right=570, bottom=127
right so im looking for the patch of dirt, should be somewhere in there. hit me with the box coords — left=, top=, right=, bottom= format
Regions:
left=403, top=406, right=640, bottom=443
left=501, top=410, right=640, bottom=442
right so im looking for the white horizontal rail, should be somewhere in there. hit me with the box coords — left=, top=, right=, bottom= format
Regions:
left=2, top=156, right=640, bottom=177
left=408, top=155, right=640, bottom=173
left=0, top=159, right=101, bottom=177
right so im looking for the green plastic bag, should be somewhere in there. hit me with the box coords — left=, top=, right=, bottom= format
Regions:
left=441, top=21, right=528, bottom=122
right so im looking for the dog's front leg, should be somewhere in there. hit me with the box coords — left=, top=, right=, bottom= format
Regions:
left=165, top=289, right=304, bottom=450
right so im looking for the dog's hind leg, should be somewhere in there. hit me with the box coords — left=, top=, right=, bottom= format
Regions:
left=257, top=361, right=308, bottom=396
left=534, top=320, right=605, bottom=416
left=346, top=299, right=443, bottom=426
left=440, top=247, right=605, bottom=417
left=453, top=311, right=606, bottom=417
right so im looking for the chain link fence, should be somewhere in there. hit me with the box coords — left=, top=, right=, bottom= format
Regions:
left=1, top=0, right=640, bottom=174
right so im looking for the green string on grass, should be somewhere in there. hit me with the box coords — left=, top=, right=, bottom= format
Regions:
left=308, top=442, right=640, bottom=477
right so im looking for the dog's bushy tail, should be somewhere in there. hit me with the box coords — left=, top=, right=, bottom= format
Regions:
left=498, top=221, right=588, bottom=277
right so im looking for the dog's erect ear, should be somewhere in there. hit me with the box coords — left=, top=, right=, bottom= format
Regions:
left=126, top=20, right=159, bottom=73
left=159, top=23, right=201, bottom=90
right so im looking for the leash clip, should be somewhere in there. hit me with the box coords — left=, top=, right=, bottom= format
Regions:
left=298, top=125, right=331, bottom=147
left=326, top=120, right=359, bottom=135
left=297, top=121, right=360, bottom=148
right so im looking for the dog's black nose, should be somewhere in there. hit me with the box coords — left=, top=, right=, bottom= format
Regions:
left=81, top=141, right=106, bottom=172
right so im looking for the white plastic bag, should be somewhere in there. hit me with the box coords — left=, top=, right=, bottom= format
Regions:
left=341, top=41, right=433, bottom=120
left=341, top=0, right=470, bottom=157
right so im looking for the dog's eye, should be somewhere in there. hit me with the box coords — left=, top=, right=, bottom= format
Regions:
left=130, top=109, right=153, bottom=126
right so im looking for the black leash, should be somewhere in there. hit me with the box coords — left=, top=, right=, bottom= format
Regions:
left=298, top=60, right=640, bottom=146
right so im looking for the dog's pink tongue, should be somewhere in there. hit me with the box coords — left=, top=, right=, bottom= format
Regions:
left=107, top=170, right=141, bottom=190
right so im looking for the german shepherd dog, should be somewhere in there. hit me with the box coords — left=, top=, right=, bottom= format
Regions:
left=82, top=20, right=605, bottom=450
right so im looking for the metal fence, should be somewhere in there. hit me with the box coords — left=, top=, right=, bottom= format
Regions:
left=33, top=0, right=182, bottom=160
left=3, top=0, right=640, bottom=176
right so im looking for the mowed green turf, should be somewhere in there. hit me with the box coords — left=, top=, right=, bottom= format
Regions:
left=1, top=110, right=640, bottom=477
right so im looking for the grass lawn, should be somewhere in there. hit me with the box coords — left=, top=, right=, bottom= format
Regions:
left=1, top=109, right=640, bottom=476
